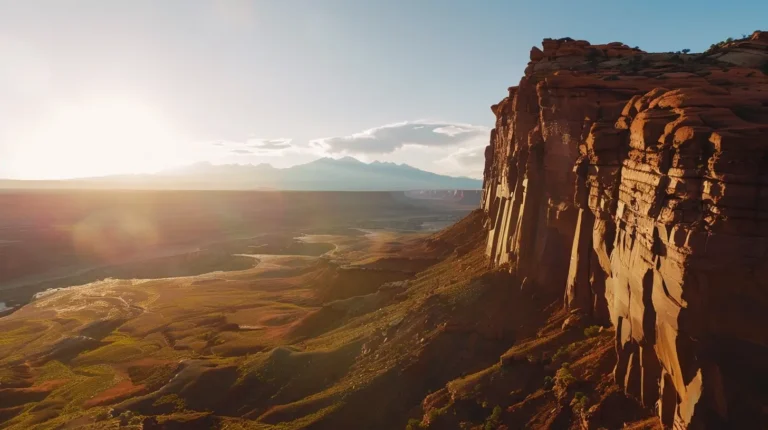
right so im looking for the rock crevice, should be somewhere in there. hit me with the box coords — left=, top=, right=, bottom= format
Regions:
left=482, top=32, right=768, bottom=428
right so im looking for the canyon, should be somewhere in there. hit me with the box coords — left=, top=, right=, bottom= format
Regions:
left=1, top=32, right=767, bottom=430
left=482, top=31, right=768, bottom=428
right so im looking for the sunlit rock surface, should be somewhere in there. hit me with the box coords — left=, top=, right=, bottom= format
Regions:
left=482, top=31, right=768, bottom=428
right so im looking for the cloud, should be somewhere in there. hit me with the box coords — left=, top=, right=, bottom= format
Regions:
left=436, top=144, right=488, bottom=179
left=210, top=137, right=297, bottom=157
left=230, top=149, right=254, bottom=154
left=196, top=120, right=490, bottom=178
left=311, top=121, right=489, bottom=155
left=246, top=138, right=292, bottom=150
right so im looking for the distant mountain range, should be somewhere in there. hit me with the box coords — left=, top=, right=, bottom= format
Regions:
left=0, top=157, right=482, bottom=191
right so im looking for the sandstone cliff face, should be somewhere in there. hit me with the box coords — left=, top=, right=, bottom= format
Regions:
left=482, top=32, right=768, bottom=428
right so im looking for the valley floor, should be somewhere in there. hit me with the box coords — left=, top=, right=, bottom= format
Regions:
left=0, top=210, right=658, bottom=429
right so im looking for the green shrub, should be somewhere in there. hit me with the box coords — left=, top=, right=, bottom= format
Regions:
left=484, top=405, right=502, bottom=430
left=406, top=418, right=423, bottom=430
left=584, top=325, right=601, bottom=338
left=552, top=346, right=567, bottom=361
left=572, top=392, right=589, bottom=412
left=552, top=343, right=578, bottom=361
left=543, top=376, right=554, bottom=390
left=425, top=407, right=448, bottom=426
left=152, top=394, right=186, bottom=412
left=555, top=364, right=577, bottom=388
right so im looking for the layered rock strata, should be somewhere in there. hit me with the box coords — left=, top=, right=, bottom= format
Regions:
left=482, top=32, right=768, bottom=428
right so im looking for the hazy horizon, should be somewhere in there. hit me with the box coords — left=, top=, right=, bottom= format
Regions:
left=2, top=0, right=765, bottom=180
left=0, top=155, right=482, bottom=181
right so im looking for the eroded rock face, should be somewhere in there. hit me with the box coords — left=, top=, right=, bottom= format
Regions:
left=482, top=31, right=768, bottom=428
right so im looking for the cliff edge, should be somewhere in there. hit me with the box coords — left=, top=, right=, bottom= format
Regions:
left=482, top=31, right=768, bottom=428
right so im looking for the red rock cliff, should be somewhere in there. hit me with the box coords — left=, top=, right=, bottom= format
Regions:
left=482, top=32, right=768, bottom=428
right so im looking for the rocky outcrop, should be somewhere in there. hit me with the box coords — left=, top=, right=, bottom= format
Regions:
left=482, top=32, right=768, bottom=428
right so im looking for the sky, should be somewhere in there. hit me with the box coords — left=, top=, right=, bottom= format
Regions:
left=1, top=0, right=765, bottom=180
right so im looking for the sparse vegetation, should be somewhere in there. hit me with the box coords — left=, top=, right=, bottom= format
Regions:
left=572, top=391, right=589, bottom=412
left=427, top=406, right=449, bottom=425
left=553, top=342, right=579, bottom=361
left=407, top=418, right=424, bottom=430
left=708, top=33, right=752, bottom=53
left=555, top=362, right=577, bottom=388
left=586, top=49, right=602, bottom=67
left=153, top=394, right=186, bottom=412
left=0, top=207, right=485, bottom=429
left=484, top=405, right=502, bottom=430
left=584, top=325, right=601, bottom=338
left=543, top=375, right=555, bottom=390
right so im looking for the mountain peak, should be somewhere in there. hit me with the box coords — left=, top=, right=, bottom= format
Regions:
left=310, top=156, right=364, bottom=165
left=2, top=156, right=482, bottom=191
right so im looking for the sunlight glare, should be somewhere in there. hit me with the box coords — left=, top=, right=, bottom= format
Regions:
left=13, top=99, right=181, bottom=179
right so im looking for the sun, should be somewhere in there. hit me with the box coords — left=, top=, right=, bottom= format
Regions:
left=10, top=98, right=182, bottom=179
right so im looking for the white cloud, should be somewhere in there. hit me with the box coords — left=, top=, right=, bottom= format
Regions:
left=185, top=120, right=490, bottom=179
left=246, top=138, right=292, bottom=150
left=310, top=120, right=489, bottom=155
left=209, top=137, right=297, bottom=157
left=436, top=144, right=488, bottom=179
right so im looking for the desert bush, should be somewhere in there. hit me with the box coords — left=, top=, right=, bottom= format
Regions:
left=406, top=418, right=424, bottom=430
left=543, top=375, right=554, bottom=390
left=572, top=392, right=589, bottom=412
left=552, top=342, right=578, bottom=361
left=94, top=409, right=111, bottom=421
left=118, top=411, right=135, bottom=426
left=484, top=405, right=502, bottom=430
left=584, top=325, right=601, bottom=338
left=425, top=406, right=448, bottom=426
left=555, top=363, right=577, bottom=388
left=152, top=394, right=186, bottom=412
